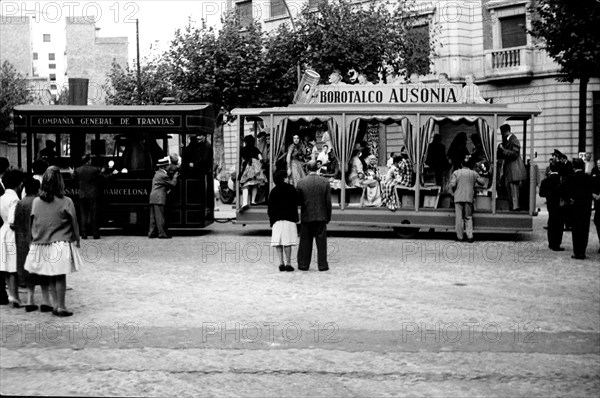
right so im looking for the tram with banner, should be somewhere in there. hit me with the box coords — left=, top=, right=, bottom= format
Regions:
left=232, top=81, right=542, bottom=237
left=13, top=104, right=216, bottom=231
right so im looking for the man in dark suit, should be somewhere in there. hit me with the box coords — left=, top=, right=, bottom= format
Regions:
left=71, top=154, right=105, bottom=239
left=149, top=157, right=179, bottom=239
left=562, top=158, right=593, bottom=259
left=296, top=161, right=332, bottom=272
left=498, top=124, right=526, bottom=211
left=539, top=162, right=564, bottom=251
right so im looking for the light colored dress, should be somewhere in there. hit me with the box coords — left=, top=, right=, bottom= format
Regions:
left=24, top=196, right=83, bottom=276
left=348, top=156, right=364, bottom=187
left=0, top=189, right=20, bottom=273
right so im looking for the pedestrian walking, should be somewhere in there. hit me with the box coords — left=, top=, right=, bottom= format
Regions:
left=539, top=162, right=564, bottom=251
left=268, top=170, right=299, bottom=272
left=149, top=157, right=178, bottom=239
left=449, top=155, right=485, bottom=242
left=24, top=166, right=83, bottom=317
left=70, top=154, right=105, bottom=239
left=0, top=169, right=24, bottom=307
left=296, top=161, right=332, bottom=272
left=15, top=177, right=52, bottom=312
left=562, top=158, right=593, bottom=260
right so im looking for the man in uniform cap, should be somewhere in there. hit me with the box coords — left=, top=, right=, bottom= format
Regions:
left=148, top=157, right=178, bottom=239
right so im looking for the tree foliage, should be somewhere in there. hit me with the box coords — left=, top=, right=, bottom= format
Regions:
left=103, top=0, right=435, bottom=109
left=294, top=0, right=435, bottom=82
left=104, top=57, right=177, bottom=105
left=529, top=0, right=600, bottom=81
left=0, top=61, right=35, bottom=139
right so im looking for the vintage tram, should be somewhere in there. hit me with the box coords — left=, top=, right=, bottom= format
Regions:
left=13, top=104, right=216, bottom=231
left=232, top=83, right=542, bottom=237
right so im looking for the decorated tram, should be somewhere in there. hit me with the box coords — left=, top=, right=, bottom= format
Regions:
left=232, top=81, right=542, bottom=237
left=13, top=104, right=216, bottom=231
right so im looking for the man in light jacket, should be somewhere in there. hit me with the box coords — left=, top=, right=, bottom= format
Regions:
left=450, top=155, right=485, bottom=242
left=148, top=157, right=178, bottom=239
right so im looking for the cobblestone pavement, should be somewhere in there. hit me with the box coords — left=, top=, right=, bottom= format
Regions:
left=1, top=205, right=599, bottom=397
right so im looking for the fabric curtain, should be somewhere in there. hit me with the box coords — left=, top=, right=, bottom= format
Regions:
left=327, top=119, right=341, bottom=165
left=419, top=118, right=437, bottom=181
left=475, top=118, right=494, bottom=163
left=401, top=118, right=416, bottom=164
left=272, top=118, right=288, bottom=165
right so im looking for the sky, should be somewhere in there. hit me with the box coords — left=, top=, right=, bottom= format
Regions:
left=5, top=0, right=228, bottom=61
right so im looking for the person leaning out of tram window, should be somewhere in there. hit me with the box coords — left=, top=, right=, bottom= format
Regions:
left=239, top=135, right=268, bottom=208
left=561, top=158, right=594, bottom=260
left=539, top=162, right=565, bottom=251
left=450, top=155, right=486, bottom=243
left=24, top=166, right=83, bottom=317
left=148, top=157, right=179, bottom=239
left=268, top=169, right=299, bottom=272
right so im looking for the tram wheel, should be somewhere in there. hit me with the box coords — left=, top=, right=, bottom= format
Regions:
left=393, top=221, right=419, bottom=239
left=219, top=186, right=235, bottom=204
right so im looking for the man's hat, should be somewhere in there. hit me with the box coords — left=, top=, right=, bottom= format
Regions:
left=553, top=149, right=565, bottom=159
left=156, top=157, right=170, bottom=167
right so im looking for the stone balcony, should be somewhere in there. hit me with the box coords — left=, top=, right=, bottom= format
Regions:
left=484, top=46, right=534, bottom=81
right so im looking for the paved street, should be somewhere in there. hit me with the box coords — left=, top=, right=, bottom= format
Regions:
left=1, top=206, right=599, bottom=397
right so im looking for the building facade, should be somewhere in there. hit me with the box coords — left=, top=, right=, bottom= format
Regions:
left=0, top=14, right=128, bottom=105
left=228, top=0, right=600, bottom=164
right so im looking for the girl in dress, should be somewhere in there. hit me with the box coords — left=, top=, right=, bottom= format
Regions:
left=286, top=135, right=306, bottom=187
left=347, top=149, right=364, bottom=188
left=239, top=135, right=268, bottom=207
left=24, top=166, right=83, bottom=317
left=0, top=169, right=25, bottom=307
left=381, top=156, right=403, bottom=211
left=15, top=177, right=52, bottom=312
left=361, top=155, right=383, bottom=207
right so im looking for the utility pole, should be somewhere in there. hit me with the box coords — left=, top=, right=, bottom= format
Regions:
left=136, top=19, right=142, bottom=103
left=282, top=0, right=302, bottom=85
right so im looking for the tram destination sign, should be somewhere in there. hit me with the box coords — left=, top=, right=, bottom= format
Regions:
left=30, top=115, right=182, bottom=128
left=316, top=84, right=461, bottom=105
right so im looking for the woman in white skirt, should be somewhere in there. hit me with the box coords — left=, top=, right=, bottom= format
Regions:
left=0, top=169, right=25, bottom=307
left=25, top=166, right=83, bottom=317
left=268, top=170, right=299, bottom=272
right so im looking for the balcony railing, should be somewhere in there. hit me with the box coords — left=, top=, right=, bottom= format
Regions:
left=484, top=46, right=533, bottom=80
left=492, top=48, right=521, bottom=68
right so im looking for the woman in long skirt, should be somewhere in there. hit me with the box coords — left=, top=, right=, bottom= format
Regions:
left=239, top=135, right=267, bottom=207
left=24, top=166, right=83, bottom=317
left=286, top=135, right=306, bottom=187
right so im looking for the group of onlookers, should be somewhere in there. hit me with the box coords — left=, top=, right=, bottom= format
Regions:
left=1, top=157, right=81, bottom=316
left=540, top=151, right=600, bottom=259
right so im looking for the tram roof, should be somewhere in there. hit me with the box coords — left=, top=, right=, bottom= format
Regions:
left=232, top=103, right=542, bottom=121
left=14, top=104, right=214, bottom=114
